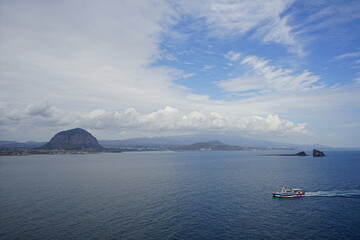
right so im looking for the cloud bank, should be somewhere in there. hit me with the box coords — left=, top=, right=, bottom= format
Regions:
left=0, top=103, right=306, bottom=141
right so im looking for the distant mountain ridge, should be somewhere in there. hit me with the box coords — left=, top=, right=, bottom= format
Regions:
left=181, top=140, right=247, bottom=151
left=99, top=133, right=332, bottom=150
left=99, top=134, right=277, bottom=147
left=0, top=141, right=46, bottom=148
left=42, top=128, right=103, bottom=151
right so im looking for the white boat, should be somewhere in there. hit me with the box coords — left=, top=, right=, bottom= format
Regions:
left=272, top=187, right=305, bottom=197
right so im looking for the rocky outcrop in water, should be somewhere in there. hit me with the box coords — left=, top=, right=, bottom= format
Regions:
left=295, top=151, right=307, bottom=156
left=266, top=151, right=308, bottom=156
left=42, top=128, right=103, bottom=151
left=313, top=149, right=325, bottom=157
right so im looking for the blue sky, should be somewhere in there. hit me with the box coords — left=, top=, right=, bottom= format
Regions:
left=0, top=0, right=360, bottom=147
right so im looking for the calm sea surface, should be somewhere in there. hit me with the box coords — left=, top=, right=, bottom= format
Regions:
left=1, top=150, right=360, bottom=239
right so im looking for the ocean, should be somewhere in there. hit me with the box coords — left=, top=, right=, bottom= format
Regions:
left=1, top=150, right=360, bottom=239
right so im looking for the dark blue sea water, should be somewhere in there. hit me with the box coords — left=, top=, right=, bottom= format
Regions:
left=1, top=150, right=360, bottom=239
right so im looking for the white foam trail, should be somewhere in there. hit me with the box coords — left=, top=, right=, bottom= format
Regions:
left=305, top=190, right=360, bottom=198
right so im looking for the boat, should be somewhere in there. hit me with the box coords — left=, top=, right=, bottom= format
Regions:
left=272, top=187, right=305, bottom=197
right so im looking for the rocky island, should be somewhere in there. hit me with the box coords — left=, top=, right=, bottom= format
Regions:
left=266, top=151, right=308, bottom=156
left=313, top=149, right=325, bottom=157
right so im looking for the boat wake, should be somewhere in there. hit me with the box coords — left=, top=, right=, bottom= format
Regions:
left=305, top=190, right=360, bottom=198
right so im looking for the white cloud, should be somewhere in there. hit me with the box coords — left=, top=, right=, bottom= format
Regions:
left=0, top=102, right=73, bottom=128
left=294, top=2, right=360, bottom=40
left=225, top=51, right=241, bottom=61
left=355, top=77, right=360, bottom=85
left=201, top=65, right=216, bottom=71
left=216, top=55, right=322, bottom=93
left=333, top=51, right=360, bottom=84
left=0, top=104, right=307, bottom=140
left=0, top=0, right=188, bottom=112
left=26, top=102, right=57, bottom=118
left=0, top=102, right=6, bottom=111
left=177, top=0, right=300, bottom=53
left=334, top=51, right=360, bottom=60
left=181, top=73, right=195, bottom=78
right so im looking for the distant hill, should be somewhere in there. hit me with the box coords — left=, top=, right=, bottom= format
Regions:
left=181, top=140, right=247, bottom=151
left=0, top=141, right=17, bottom=145
left=99, top=133, right=332, bottom=150
left=187, top=140, right=226, bottom=149
left=99, top=134, right=278, bottom=147
left=0, top=141, right=46, bottom=149
left=42, top=128, right=103, bottom=151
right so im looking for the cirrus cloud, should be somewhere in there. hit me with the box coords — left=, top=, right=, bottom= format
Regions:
left=176, top=0, right=301, bottom=54
left=216, top=53, right=323, bottom=94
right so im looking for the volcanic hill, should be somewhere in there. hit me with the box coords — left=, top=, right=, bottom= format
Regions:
left=42, top=128, right=103, bottom=151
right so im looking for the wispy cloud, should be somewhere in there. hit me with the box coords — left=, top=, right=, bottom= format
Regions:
left=216, top=55, right=322, bottom=94
left=177, top=0, right=300, bottom=54
left=293, top=1, right=360, bottom=39
left=333, top=51, right=360, bottom=84
left=224, top=51, right=241, bottom=61
left=355, top=76, right=360, bottom=85
left=334, top=51, right=360, bottom=60
left=201, top=65, right=216, bottom=71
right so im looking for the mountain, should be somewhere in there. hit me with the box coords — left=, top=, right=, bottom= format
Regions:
left=42, top=128, right=103, bottom=151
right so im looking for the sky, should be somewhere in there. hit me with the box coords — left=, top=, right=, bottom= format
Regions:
left=1, top=0, right=360, bottom=147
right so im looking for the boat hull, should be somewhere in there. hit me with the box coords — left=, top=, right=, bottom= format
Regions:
left=272, top=193, right=305, bottom=198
